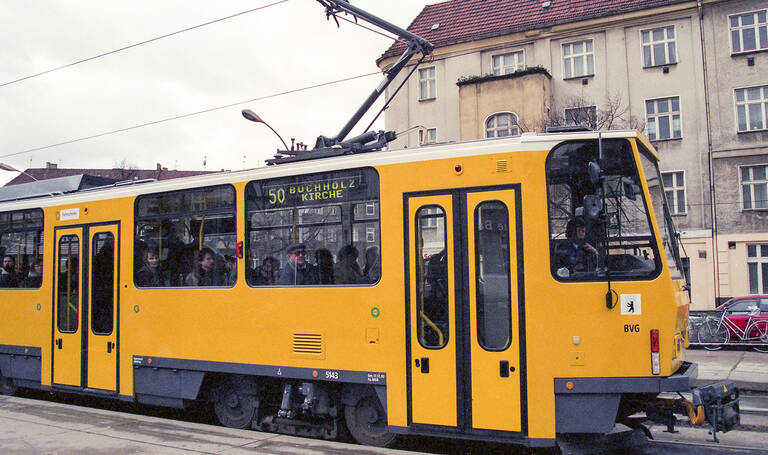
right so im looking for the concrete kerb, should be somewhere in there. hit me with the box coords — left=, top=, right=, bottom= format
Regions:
left=687, top=349, right=768, bottom=393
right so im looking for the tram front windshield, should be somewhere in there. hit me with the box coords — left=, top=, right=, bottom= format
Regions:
left=547, top=138, right=663, bottom=281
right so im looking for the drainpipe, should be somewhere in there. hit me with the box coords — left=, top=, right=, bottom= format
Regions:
left=698, top=0, right=719, bottom=307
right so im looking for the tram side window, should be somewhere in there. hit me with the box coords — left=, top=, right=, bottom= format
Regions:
left=416, top=205, right=449, bottom=348
left=0, top=209, right=44, bottom=289
left=134, top=185, right=236, bottom=288
left=546, top=139, right=660, bottom=281
left=245, top=168, right=381, bottom=287
left=57, top=235, right=79, bottom=333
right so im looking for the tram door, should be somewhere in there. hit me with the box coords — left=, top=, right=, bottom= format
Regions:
left=407, top=188, right=522, bottom=433
left=53, top=224, right=119, bottom=391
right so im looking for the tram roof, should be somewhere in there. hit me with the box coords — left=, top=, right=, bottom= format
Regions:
left=0, top=130, right=651, bottom=212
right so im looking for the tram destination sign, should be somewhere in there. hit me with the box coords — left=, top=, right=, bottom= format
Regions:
left=247, top=168, right=378, bottom=210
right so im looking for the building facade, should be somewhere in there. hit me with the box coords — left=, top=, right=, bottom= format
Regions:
left=377, top=0, right=768, bottom=309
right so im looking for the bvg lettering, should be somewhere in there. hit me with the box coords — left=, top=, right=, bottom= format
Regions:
left=624, top=324, right=640, bottom=333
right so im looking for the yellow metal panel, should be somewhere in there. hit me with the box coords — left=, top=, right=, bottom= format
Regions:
left=87, top=224, right=119, bottom=391
left=408, top=194, right=457, bottom=427
left=466, top=190, right=521, bottom=432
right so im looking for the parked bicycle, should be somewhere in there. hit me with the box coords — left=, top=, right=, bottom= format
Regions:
left=696, top=305, right=768, bottom=352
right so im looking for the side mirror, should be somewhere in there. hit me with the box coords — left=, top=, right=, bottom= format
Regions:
left=583, top=195, right=603, bottom=222
left=587, top=161, right=601, bottom=186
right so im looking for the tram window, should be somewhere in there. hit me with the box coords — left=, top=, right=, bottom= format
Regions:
left=416, top=205, right=449, bottom=349
left=0, top=208, right=44, bottom=289
left=91, top=233, right=115, bottom=335
left=475, top=201, right=512, bottom=351
left=546, top=139, right=660, bottom=281
left=57, top=235, right=79, bottom=333
left=245, top=168, right=381, bottom=287
left=134, top=185, right=236, bottom=288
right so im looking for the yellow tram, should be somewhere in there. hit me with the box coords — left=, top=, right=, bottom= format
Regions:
left=0, top=130, right=738, bottom=448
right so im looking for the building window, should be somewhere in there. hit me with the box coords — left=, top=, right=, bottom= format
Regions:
left=735, top=86, right=768, bottom=132
left=485, top=113, right=519, bottom=138
left=419, top=128, right=437, bottom=145
left=641, top=26, right=677, bottom=67
left=134, top=185, right=237, bottom=288
left=492, top=51, right=525, bottom=75
left=662, top=171, right=686, bottom=215
left=741, top=164, right=768, bottom=210
left=646, top=96, right=682, bottom=140
left=729, top=10, right=768, bottom=54
left=418, top=67, right=436, bottom=100
left=748, top=244, right=768, bottom=293
left=562, top=40, right=594, bottom=78
left=245, top=167, right=381, bottom=286
left=565, top=106, right=597, bottom=128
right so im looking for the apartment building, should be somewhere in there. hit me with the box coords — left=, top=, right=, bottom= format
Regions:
left=377, top=0, right=768, bottom=309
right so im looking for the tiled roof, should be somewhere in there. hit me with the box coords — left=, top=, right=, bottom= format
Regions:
left=380, top=0, right=688, bottom=61
left=4, top=167, right=216, bottom=186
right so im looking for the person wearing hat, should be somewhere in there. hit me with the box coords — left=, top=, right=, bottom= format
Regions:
left=278, top=243, right=318, bottom=285
left=555, top=217, right=598, bottom=274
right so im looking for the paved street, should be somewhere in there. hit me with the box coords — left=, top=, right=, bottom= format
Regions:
left=687, top=348, right=768, bottom=392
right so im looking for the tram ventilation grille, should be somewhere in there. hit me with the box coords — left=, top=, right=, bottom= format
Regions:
left=292, top=333, right=325, bottom=359
left=495, top=160, right=508, bottom=172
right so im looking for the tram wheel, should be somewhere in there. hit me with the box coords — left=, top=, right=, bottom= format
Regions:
left=0, top=372, right=16, bottom=396
left=344, top=392, right=397, bottom=447
left=213, top=379, right=257, bottom=429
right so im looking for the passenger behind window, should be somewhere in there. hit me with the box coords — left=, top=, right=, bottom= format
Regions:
left=136, top=248, right=169, bottom=287
left=315, top=249, right=334, bottom=284
left=185, top=247, right=226, bottom=286
left=363, top=246, right=380, bottom=283
left=554, top=217, right=598, bottom=278
left=251, top=256, right=278, bottom=285
left=278, top=243, right=318, bottom=286
left=23, top=258, right=43, bottom=288
left=0, top=254, right=21, bottom=288
left=335, top=245, right=363, bottom=284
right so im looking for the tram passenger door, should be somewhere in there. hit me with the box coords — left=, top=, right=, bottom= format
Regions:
left=53, top=229, right=83, bottom=386
left=53, top=224, right=119, bottom=391
left=86, top=226, right=118, bottom=391
left=407, top=189, right=523, bottom=433
left=465, top=190, right=522, bottom=433
left=407, top=195, right=458, bottom=427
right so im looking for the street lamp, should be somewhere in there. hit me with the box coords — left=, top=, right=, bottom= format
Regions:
left=0, top=162, right=38, bottom=181
left=241, top=109, right=290, bottom=151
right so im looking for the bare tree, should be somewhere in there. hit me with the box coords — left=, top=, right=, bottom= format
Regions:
left=545, top=92, right=645, bottom=132
left=113, top=158, right=139, bottom=181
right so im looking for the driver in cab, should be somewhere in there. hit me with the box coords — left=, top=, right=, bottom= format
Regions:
left=555, top=217, right=598, bottom=277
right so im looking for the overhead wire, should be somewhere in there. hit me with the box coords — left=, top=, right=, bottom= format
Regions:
left=0, top=0, right=290, bottom=88
left=0, top=71, right=381, bottom=160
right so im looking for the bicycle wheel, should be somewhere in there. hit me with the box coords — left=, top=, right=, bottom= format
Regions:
left=697, top=320, right=729, bottom=350
left=747, top=320, right=768, bottom=353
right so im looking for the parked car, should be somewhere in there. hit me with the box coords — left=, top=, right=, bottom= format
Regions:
left=689, top=295, right=768, bottom=347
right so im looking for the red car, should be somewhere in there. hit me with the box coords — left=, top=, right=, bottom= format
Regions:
left=716, top=295, right=768, bottom=338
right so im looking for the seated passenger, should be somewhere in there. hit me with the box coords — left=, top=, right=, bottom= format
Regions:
left=252, top=256, right=278, bottom=285
left=334, top=245, right=363, bottom=284
left=554, top=218, right=598, bottom=275
left=0, top=255, right=21, bottom=288
left=315, top=249, right=334, bottom=284
left=136, top=250, right=168, bottom=287
left=23, top=258, right=43, bottom=288
left=185, top=247, right=226, bottom=286
left=363, top=246, right=380, bottom=283
left=278, top=243, right=318, bottom=286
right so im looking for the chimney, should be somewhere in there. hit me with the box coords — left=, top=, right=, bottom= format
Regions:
left=156, top=163, right=162, bottom=170
left=46, top=162, right=58, bottom=169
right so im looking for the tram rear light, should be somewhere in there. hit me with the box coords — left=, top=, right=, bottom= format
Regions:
left=650, top=329, right=660, bottom=375
left=236, top=241, right=244, bottom=259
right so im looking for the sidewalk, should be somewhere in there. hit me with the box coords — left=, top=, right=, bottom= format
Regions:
left=686, top=348, right=768, bottom=392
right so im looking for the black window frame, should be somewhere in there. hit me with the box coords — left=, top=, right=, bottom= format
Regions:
left=0, top=208, right=44, bottom=290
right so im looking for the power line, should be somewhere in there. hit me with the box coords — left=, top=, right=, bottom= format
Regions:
left=0, top=0, right=290, bottom=88
left=0, top=71, right=380, bottom=159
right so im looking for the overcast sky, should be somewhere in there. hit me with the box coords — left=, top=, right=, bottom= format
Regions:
left=0, top=0, right=431, bottom=185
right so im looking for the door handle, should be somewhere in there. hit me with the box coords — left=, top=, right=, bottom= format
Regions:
left=500, top=360, right=514, bottom=377
left=416, top=357, right=430, bottom=374
left=107, top=341, right=115, bottom=353
left=55, top=338, right=62, bottom=349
